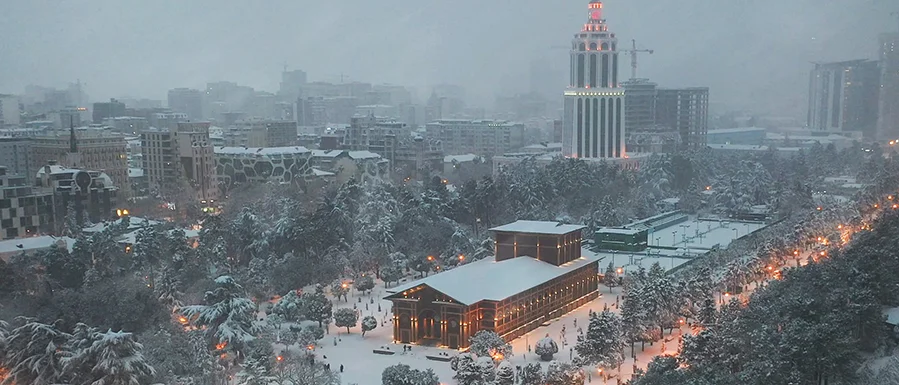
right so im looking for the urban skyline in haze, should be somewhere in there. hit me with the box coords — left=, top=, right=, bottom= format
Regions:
left=0, top=0, right=895, bottom=117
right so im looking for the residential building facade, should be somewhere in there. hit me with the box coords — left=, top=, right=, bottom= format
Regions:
left=35, top=162, right=119, bottom=229
left=140, top=122, right=219, bottom=203
left=222, top=120, right=297, bottom=147
left=0, top=166, right=55, bottom=239
left=31, top=128, right=130, bottom=198
left=426, top=119, right=524, bottom=156
left=92, top=98, right=126, bottom=124
left=0, top=94, right=20, bottom=127
left=0, top=137, right=34, bottom=178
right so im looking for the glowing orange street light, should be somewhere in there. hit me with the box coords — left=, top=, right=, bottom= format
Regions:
left=705, top=186, right=711, bottom=191
left=616, top=268, right=623, bottom=274
left=427, top=255, right=434, bottom=261
left=458, top=254, right=465, bottom=261
left=837, top=224, right=843, bottom=229
left=875, top=204, right=880, bottom=208
left=277, top=355, right=283, bottom=361
left=889, top=195, right=894, bottom=200
left=724, top=292, right=730, bottom=298
left=816, top=206, right=823, bottom=211
left=341, top=283, right=348, bottom=289
left=793, top=250, right=799, bottom=256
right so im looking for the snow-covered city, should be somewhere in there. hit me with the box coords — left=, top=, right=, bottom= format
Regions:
left=2, top=1, right=899, bottom=385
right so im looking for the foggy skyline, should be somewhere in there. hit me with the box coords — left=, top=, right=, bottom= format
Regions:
left=1, top=0, right=894, bottom=117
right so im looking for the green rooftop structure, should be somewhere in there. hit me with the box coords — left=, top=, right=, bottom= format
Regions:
left=595, top=227, right=648, bottom=251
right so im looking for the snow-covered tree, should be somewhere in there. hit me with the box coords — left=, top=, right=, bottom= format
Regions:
left=301, top=285, right=333, bottom=328
left=520, top=362, right=544, bottom=385
left=544, top=361, right=584, bottom=385
left=468, top=330, right=511, bottom=358
left=475, top=356, right=495, bottom=383
left=67, top=330, right=156, bottom=385
left=603, top=262, right=618, bottom=292
left=381, top=363, right=440, bottom=385
left=380, top=262, right=404, bottom=287
left=450, top=353, right=482, bottom=385
left=575, top=309, right=626, bottom=374
left=534, top=334, right=559, bottom=361
left=354, top=274, right=375, bottom=294
left=181, top=275, right=258, bottom=353
left=236, top=356, right=276, bottom=385
left=334, top=308, right=358, bottom=333
left=2, top=318, right=71, bottom=385
left=270, top=290, right=304, bottom=322
left=361, top=316, right=377, bottom=337
left=330, top=281, right=349, bottom=302
left=495, top=360, right=514, bottom=385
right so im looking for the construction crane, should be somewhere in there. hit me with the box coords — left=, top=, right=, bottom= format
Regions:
left=625, top=39, right=654, bottom=81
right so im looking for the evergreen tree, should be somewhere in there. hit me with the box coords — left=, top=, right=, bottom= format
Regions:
left=379, top=262, right=404, bottom=287
left=2, top=319, right=72, bottom=385
left=270, top=290, right=303, bottom=322
left=381, top=364, right=440, bottom=385
left=544, top=361, right=584, bottom=385
left=181, top=275, right=258, bottom=353
left=519, top=362, right=544, bottom=385
left=603, top=262, right=618, bottom=292
left=236, top=356, right=276, bottom=385
left=333, top=308, right=358, bottom=333
left=353, top=274, right=375, bottom=294
left=450, top=353, right=482, bottom=385
left=301, top=285, right=333, bottom=328
left=475, top=356, right=495, bottom=383
left=495, top=360, right=514, bottom=385
left=575, top=309, right=626, bottom=373
left=68, top=330, right=156, bottom=385
left=330, top=281, right=349, bottom=302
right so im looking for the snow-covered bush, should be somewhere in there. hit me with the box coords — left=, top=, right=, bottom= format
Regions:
left=535, top=334, right=559, bottom=361
left=545, top=360, right=585, bottom=385
left=361, top=315, right=377, bottom=337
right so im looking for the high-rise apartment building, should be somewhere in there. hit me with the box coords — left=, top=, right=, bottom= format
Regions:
left=562, top=0, right=626, bottom=158
left=279, top=70, right=308, bottom=100
left=808, top=60, right=880, bottom=137
left=167, top=88, right=204, bottom=120
left=655, top=87, right=710, bottom=148
left=426, top=119, right=525, bottom=156
left=879, top=33, right=899, bottom=139
left=31, top=128, right=130, bottom=198
left=621, top=79, right=658, bottom=132
left=92, top=98, right=126, bottom=124
left=0, top=94, right=20, bottom=127
left=140, top=122, right=218, bottom=203
left=0, top=137, right=34, bottom=178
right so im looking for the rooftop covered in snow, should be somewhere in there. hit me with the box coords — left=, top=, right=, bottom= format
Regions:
left=386, top=251, right=601, bottom=305
left=489, top=220, right=586, bottom=235
left=215, top=146, right=311, bottom=156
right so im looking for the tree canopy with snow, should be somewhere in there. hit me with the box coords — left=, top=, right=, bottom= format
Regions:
left=181, top=275, right=259, bottom=353
left=333, top=308, right=358, bottom=333
left=467, top=330, right=512, bottom=358
left=361, top=315, right=377, bottom=337
left=575, top=309, right=626, bottom=372
left=381, top=363, right=440, bottom=385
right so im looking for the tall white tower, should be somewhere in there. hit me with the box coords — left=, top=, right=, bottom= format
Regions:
left=562, top=0, right=626, bottom=158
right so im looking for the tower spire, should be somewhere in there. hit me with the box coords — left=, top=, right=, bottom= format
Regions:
left=69, top=116, right=77, bottom=153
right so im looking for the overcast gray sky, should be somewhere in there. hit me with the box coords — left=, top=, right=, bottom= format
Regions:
left=0, top=0, right=894, bottom=117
